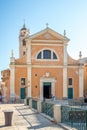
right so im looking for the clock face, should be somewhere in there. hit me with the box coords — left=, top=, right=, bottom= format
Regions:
left=44, top=33, right=51, bottom=39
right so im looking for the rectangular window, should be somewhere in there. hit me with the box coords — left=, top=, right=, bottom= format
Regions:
left=23, top=51, right=26, bottom=56
left=68, top=78, right=72, bottom=85
left=21, top=78, right=26, bottom=85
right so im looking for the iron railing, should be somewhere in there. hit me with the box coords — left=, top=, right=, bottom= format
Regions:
left=32, top=99, right=37, bottom=110
left=41, top=101, right=54, bottom=118
left=61, top=105, right=87, bottom=130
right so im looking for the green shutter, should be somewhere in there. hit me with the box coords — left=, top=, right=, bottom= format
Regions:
left=20, top=88, right=26, bottom=99
left=68, top=88, right=73, bottom=99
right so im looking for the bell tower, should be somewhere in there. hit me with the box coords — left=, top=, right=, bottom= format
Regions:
left=19, top=24, right=29, bottom=58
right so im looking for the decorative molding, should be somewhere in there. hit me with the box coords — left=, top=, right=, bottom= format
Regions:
left=44, top=33, right=51, bottom=39
left=32, top=65, right=80, bottom=68
left=32, top=40, right=63, bottom=43
left=32, top=43, right=64, bottom=46
left=45, top=72, right=50, bottom=77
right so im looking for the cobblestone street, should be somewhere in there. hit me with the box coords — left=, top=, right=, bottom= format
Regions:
left=0, top=104, right=68, bottom=130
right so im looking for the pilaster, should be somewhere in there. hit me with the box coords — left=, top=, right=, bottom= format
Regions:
left=63, top=43, right=68, bottom=98
left=27, top=65, right=32, bottom=97
left=64, top=44, right=67, bottom=65
left=27, top=39, right=32, bottom=97
left=10, top=65, right=15, bottom=98
left=63, top=66, right=67, bottom=98
left=27, top=40, right=31, bottom=64
left=79, top=66, right=84, bottom=97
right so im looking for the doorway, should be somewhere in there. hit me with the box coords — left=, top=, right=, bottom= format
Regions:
left=20, top=87, right=26, bottom=99
left=68, top=88, right=73, bottom=99
left=43, top=82, right=51, bottom=99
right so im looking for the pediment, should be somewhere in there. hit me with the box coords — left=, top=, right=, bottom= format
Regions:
left=30, top=27, right=69, bottom=42
left=32, top=32, right=61, bottom=40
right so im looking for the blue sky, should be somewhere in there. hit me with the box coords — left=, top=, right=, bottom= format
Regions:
left=0, top=0, right=87, bottom=79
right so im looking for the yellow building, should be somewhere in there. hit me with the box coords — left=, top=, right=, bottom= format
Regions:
left=1, top=24, right=84, bottom=101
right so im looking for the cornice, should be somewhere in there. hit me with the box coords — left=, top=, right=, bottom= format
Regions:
left=32, top=65, right=80, bottom=68
left=31, top=39, right=63, bottom=43
left=32, top=43, right=64, bottom=46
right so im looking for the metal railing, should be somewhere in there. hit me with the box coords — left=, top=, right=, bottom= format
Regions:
left=32, top=99, right=37, bottom=110
left=41, top=101, right=54, bottom=118
left=61, top=105, right=87, bottom=130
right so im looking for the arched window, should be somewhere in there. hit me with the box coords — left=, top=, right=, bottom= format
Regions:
left=43, top=50, right=51, bottom=59
left=37, top=49, right=58, bottom=60
left=53, top=52, right=57, bottom=59
left=23, top=39, right=26, bottom=46
left=37, top=52, right=41, bottom=59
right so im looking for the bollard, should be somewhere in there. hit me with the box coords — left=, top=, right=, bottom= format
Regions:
left=3, top=110, right=13, bottom=126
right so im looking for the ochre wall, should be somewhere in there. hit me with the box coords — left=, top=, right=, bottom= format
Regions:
left=15, top=66, right=27, bottom=96
left=84, top=65, right=87, bottom=96
left=31, top=68, right=63, bottom=99
left=67, top=68, right=79, bottom=99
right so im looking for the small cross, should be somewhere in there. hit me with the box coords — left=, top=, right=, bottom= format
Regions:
left=46, top=23, right=49, bottom=28
left=64, top=30, right=66, bottom=36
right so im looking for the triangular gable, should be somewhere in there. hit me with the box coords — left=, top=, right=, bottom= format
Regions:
left=29, top=27, right=69, bottom=42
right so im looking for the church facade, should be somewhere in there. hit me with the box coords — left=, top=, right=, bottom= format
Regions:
left=1, top=24, right=84, bottom=101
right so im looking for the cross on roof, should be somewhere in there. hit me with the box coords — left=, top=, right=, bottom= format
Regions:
left=46, top=23, right=49, bottom=28
left=64, top=30, right=66, bottom=36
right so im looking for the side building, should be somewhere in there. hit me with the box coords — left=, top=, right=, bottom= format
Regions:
left=1, top=24, right=84, bottom=102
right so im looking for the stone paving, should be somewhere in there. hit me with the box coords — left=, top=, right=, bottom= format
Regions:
left=0, top=104, right=67, bottom=130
